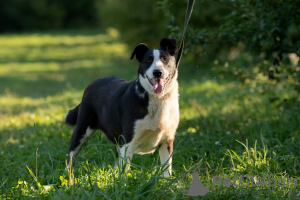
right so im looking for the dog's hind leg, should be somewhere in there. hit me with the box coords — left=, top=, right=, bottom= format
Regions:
left=69, top=127, right=95, bottom=160
left=159, top=139, right=174, bottom=177
left=68, top=110, right=96, bottom=168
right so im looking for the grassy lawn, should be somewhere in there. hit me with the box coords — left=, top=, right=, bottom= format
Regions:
left=0, top=29, right=299, bottom=199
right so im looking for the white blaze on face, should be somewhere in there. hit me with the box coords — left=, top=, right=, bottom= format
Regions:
left=146, top=50, right=165, bottom=79
left=143, top=50, right=170, bottom=94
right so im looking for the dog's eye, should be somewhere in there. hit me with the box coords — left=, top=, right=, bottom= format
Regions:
left=146, top=57, right=153, bottom=63
left=161, top=57, right=168, bottom=62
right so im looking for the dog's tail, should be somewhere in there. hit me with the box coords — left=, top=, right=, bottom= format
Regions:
left=65, top=104, right=80, bottom=126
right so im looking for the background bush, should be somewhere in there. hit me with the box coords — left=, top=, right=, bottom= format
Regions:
left=162, top=0, right=300, bottom=64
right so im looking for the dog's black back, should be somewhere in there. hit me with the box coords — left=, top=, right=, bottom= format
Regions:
left=66, top=76, right=149, bottom=147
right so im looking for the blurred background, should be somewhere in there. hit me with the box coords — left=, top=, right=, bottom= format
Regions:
left=1, top=0, right=299, bottom=68
left=1, top=0, right=299, bottom=102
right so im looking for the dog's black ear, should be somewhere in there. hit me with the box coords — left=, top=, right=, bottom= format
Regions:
left=160, top=38, right=177, bottom=56
left=130, top=43, right=149, bottom=62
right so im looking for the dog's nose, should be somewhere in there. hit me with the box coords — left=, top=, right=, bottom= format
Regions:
left=153, top=69, right=162, bottom=78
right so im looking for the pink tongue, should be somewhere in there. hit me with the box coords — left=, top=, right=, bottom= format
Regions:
left=153, top=79, right=163, bottom=94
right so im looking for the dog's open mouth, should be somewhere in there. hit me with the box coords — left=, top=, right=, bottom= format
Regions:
left=146, top=74, right=170, bottom=94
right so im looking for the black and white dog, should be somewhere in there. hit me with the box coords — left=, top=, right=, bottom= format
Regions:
left=65, top=38, right=179, bottom=177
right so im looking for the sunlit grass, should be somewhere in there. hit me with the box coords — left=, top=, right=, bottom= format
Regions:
left=0, top=29, right=119, bottom=47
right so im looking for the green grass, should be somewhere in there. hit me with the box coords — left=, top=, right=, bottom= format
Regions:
left=0, top=29, right=299, bottom=199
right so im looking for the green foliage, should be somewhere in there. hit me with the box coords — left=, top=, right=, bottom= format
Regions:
left=99, top=0, right=169, bottom=47
left=216, top=0, right=300, bottom=59
left=0, top=29, right=299, bottom=199
left=159, top=0, right=300, bottom=64
left=158, top=0, right=231, bottom=53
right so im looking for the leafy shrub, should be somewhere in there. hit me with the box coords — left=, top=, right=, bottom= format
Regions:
left=161, top=0, right=300, bottom=63
left=99, top=0, right=169, bottom=47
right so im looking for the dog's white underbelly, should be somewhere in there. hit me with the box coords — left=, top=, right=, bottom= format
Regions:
left=134, top=130, right=160, bottom=154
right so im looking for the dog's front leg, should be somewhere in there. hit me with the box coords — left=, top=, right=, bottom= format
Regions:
left=116, top=143, right=135, bottom=171
left=159, top=140, right=174, bottom=177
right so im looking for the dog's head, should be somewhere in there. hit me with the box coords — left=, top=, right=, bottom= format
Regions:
left=131, top=38, right=178, bottom=97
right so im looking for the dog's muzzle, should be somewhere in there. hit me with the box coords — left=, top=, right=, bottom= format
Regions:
left=146, top=74, right=170, bottom=94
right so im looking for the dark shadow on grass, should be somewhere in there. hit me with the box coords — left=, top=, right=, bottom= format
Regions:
left=11, top=28, right=108, bottom=37
left=0, top=58, right=136, bottom=99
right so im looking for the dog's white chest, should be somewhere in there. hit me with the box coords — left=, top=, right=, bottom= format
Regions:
left=133, top=90, right=179, bottom=154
